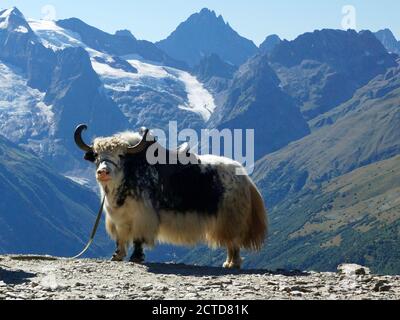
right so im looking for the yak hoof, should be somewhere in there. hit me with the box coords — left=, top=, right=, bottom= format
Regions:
left=111, top=254, right=124, bottom=262
left=223, top=260, right=242, bottom=270
left=129, top=254, right=145, bottom=264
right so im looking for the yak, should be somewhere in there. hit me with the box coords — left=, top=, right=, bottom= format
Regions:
left=74, top=124, right=267, bottom=269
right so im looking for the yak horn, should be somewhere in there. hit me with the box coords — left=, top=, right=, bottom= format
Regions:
left=126, top=128, right=152, bottom=154
left=74, top=124, right=93, bottom=152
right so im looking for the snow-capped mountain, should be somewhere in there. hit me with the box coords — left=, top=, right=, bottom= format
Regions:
left=29, top=18, right=217, bottom=125
left=0, top=8, right=217, bottom=180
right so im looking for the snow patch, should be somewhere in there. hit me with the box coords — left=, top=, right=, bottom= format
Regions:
left=0, top=62, right=54, bottom=141
left=0, top=8, right=15, bottom=19
left=27, top=18, right=216, bottom=121
left=15, top=25, right=28, bottom=33
left=168, top=69, right=216, bottom=121
left=125, top=59, right=169, bottom=78
left=65, top=176, right=91, bottom=187
left=28, top=19, right=83, bottom=50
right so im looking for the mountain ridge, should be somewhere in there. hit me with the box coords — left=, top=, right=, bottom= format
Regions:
left=156, top=8, right=258, bottom=67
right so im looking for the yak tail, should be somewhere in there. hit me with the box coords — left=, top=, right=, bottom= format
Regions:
left=243, top=180, right=268, bottom=251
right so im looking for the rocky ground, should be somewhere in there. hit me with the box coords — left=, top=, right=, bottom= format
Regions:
left=0, top=255, right=399, bottom=300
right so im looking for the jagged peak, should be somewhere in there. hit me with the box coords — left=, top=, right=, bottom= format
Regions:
left=0, top=7, right=32, bottom=34
left=199, top=7, right=216, bottom=16
left=0, top=6, right=24, bottom=19
left=191, top=8, right=226, bottom=25
left=375, top=28, right=398, bottom=40
left=115, top=29, right=136, bottom=40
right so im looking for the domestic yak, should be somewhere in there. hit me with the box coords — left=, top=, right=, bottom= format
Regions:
left=74, top=125, right=267, bottom=269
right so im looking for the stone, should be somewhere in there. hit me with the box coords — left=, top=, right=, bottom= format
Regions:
left=141, top=284, right=153, bottom=292
left=373, top=280, right=391, bottom=292
left=337, top=264, right=371, bottom=276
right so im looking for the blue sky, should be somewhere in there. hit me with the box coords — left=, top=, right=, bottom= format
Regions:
left=1, top=0, right=399, bottom=45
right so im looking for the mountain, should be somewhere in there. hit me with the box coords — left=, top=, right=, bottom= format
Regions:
left=194, top=53, right=237, bottom=82
left=0, top=7, right=55, bottom=91
left=252, top=155, right=400, bottom=275
left=156, top=8, right=258, bottom=67
left=0, top=8, right=217, bottom=179
left=0, top=135, right=113, bottom=257
left=56, top=18, right=187, bottom=69
left=374, top=29, right=400, bottom=54
left=193, top=53, right=237, bottom=94
left=310, top=65, right=400, bottom=131
left=269, top=29, right=397, bottom=120
left=259, top=34, right=281, bottom=54
left=248, top=68, right=400, bottom=273
left=254, top=65, right=400, bottom=207
left=0, top=27, right=129, bottom=175
left=208, top=54, right=310, bottom=160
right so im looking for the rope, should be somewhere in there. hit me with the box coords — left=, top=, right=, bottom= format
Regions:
left=69, top=195, right=106, bottom=260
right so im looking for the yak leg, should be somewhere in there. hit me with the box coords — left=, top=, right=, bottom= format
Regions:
left=223, top=246, right=234, bottom=268
left=223, top=246, right=242, bottom=269
left=129, top=240, right=145, bottom=263
left=111, top=240, right=127, bottom=262
left=230, top=247, right=243, bottom=269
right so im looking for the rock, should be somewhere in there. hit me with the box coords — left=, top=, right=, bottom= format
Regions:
left=337, top=264, right=371, bottom=276
left=373, top=280, right=391, bottom=292
left=290, top=291, right=303, bottom=297
left=141, top=284, right=153, bottom=292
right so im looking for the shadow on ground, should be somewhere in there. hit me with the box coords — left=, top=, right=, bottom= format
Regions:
left=0, top=267, right=36, bottom=285
left=144, top=262, right=310, bottom=277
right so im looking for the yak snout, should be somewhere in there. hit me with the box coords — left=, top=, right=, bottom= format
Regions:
left=97, top=165, right=111, bottom=182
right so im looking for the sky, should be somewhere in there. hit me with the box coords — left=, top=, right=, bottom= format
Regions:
left=1, top=0, right=399, bottom=45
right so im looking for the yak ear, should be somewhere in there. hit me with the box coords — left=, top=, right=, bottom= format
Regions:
left=84, top=151, right=96, bottom=163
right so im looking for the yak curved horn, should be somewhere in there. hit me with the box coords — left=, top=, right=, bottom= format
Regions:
left=126, top=128, right=152, bottom=155
left=74, top=124, right=93, bottom=152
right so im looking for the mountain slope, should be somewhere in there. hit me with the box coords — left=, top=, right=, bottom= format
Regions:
left=253, top=155, right=400, bottom=274
left=269, top=29, right=397, bottom=119
left=56, top=17, right=186, bottom=69
left=0, top=9, right=217, bottom=178
left=374, top=29, right=400, bottom=54
left=0, top=7, right=55, bottom=91
left=28, top=18, right=214, bottom=130
left=310, top=65, right=400, bottom=130
left=193, top=53, right=236, bottom=94
left=209, top=54, right=310, bottom=160
left=156, top=8, right=258, bottom=67
left=0, top=135, right=113, bottom=257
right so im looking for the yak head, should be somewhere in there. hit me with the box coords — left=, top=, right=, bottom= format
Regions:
left=74, top=124, right=153, bottom=186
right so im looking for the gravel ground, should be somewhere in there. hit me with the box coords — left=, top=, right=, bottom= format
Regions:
left=0, top=255, right=399, bottom=300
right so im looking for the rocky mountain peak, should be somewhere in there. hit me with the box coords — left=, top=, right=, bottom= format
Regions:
left=374, top=28, right=400, bottom=54
left=194, top=53, right=237, bottom=82
left=156, top=8, right=258, bottom=67
left=115, top=29, right=136, bottom=40
left=259, top=34, right=281, bottom=54
left=0, top=7, right=33, bottom=34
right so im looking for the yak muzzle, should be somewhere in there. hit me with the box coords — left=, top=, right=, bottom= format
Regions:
left=97, top=168, right=111, bottom=182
